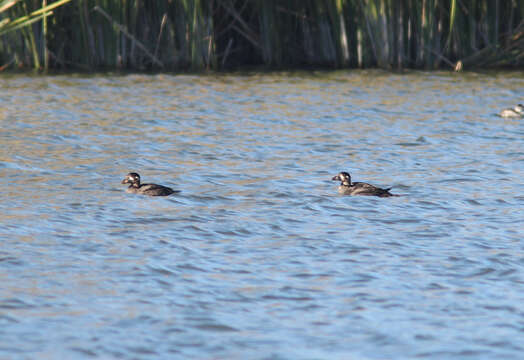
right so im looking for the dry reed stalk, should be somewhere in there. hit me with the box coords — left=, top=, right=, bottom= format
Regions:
left=1, top=0, right=523, bottom=70
left=93, top=5, right=164, bottom=68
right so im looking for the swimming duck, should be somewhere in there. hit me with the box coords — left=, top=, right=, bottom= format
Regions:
left=332, top=171, right=397, bottom=197
left=499, top=104, right=524, bottom=118
left=121, top=172, right=176, bottom=196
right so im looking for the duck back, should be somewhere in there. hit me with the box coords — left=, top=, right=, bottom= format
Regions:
left=127, top=183, right=175, bottom=196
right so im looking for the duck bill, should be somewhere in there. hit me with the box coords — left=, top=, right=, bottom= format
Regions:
left=332, top=175, right=340, bottom=181
left=122, top=179, right=130, bottom=184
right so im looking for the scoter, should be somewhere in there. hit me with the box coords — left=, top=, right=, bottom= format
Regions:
left=332, top=171, right=397, bottom=197
left=121, top=172, right=176, bottom=196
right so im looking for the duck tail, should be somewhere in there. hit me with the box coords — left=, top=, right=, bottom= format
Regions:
left=383, top=188, right=400, bottom=197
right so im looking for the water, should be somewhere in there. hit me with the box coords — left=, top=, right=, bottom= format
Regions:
left=1, top=70, right=523, bottom=359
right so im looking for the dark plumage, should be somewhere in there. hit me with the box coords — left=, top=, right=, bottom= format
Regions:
left=121, top=172, right=176, bottom=196
left=332, top=171, right=397, bottom=197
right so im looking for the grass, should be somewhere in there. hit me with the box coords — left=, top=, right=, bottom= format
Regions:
left=0, top=0, right=523, bottom=71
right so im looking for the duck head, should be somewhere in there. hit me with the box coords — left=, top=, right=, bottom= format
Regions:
left=332, top=172, right=352, bottom=186
left=122, top=172, right=141, bottom=187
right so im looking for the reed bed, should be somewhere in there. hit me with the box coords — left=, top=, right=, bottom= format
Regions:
left=1, top=0, right=523, bottom=71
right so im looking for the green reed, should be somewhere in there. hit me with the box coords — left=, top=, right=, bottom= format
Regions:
left=0, top=0, right=523, bottom=71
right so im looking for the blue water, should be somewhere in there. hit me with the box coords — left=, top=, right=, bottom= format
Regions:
left=1, top=71, right=523, bottom=359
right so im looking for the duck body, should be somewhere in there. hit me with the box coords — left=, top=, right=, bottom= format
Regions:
left=499, top=104, right=524, bottom=118
left=121, top=172, right=176, bottom=196
left=332, top=172, right=397, bottom=197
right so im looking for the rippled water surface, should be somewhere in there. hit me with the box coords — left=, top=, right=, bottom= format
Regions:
left=1, top=71, right=523, bottom=359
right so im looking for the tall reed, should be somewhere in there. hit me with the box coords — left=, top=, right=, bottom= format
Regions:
left=0, top=0, right=523, bottom=71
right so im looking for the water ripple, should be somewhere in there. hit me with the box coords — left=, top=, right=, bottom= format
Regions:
left=0, top=71, right=523, bottom=359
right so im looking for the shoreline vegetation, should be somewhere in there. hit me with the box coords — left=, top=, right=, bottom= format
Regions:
left=0, top=0, right=523, bottom=72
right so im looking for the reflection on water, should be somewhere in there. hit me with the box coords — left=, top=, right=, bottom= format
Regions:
left=1, top=71, right=523, bottom=359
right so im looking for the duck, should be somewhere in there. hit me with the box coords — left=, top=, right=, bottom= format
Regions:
left=332, top=171, right=397, bottom=197
left=499, top=104, right=524, bottom=118
left=121, top=172, right=176, bottom=196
